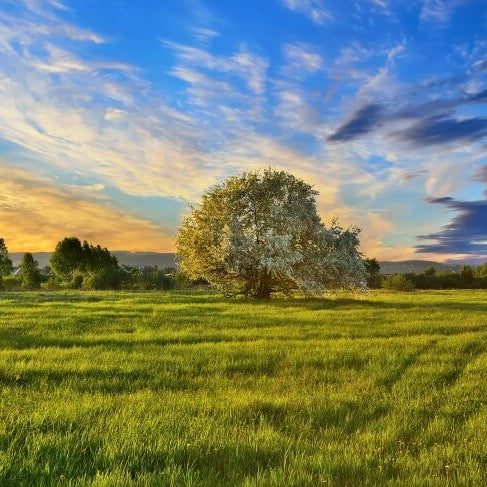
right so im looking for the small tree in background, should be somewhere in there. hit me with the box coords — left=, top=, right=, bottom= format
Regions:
left=460, top=265, right=474, bottom=284
left=21, top=253, right=41, bottom=289
left=424, top=266, right=436, bottom=276
left=475, top=262, right=487, bottom=278
left=363, top=258, right=381, bottom=288
left=177, top=168, right=366, bottom=299
left=0, top=238, right=13, bottom=276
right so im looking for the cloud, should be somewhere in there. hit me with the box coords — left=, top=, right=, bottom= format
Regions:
left=4, top=1, right=106, bottom=44
left=396, top=115, right=487, bottom=147
left=420, top=0, right=480, bottom=26
left=192, top=27, right=219, bottom=43
left=472, top=165, right=487, bottom=182
left=328, top=103, right=385, bottom=142
left=416, top=196, right=487, bottom=255
left=32, top=43, right=136, bottom=74
left=283, top=42, right=323, bottom=73
left=163, top=40, right=268, bottom=95
left=281, top=0, right=333, bottom=24
left=0, top=165, right=174, bottom=252
left=327, top=85, right=487, bottom=145
left=469, top=88, right=487, bottom=102
left=0, top=7, right=227, bottom=201
left=400, top=169, right=429, bottom=181
left=420, top=0, right=456, bottom=23
left=370, top=0, right=388, bottom=7
left=104, top=108, right=126, bottom=121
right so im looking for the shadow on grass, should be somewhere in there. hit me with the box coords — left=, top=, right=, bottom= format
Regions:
left=0, top=368, right=196, bottom=393
left=238, top=398, right=390, bottom=435
left=0, top=329, right=246, bottom=350
left=263, top=297, right=487, bottom=313
left=0, top=293, right=103, bottom=305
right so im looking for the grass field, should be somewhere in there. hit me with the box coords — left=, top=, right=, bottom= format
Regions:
left=1, top=290, right=487, bottom=486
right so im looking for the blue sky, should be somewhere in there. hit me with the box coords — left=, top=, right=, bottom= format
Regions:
left=1, top=0, right=487, bottom=261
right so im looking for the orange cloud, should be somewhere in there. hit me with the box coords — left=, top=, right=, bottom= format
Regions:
left=0, top=165, right=175, bottom=252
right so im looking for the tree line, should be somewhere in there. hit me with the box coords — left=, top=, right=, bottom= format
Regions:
left=0, top=237, right=178, bottom=291
left=380, top=265, right=487, bottom=291
left=361, top=258, right=487, bottom=291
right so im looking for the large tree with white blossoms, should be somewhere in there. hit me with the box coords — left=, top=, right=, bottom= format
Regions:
left=176, top=168, right=366, bottom=299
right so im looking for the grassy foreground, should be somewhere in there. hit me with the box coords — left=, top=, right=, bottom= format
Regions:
left=0, top=290, right=487, bottom=486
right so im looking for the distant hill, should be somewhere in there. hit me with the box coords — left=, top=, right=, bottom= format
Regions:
left=379, top=260, right=462, bottom=274
left=10, top=252, right=177, bottom=269
left=9, top=254, right=479, bottom=274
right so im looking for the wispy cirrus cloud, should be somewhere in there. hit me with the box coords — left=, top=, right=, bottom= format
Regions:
left=3, top=0, right=105, bottom=44
left=192, top=27, right=220, bottom=43
left=420, top=0, right=473, bottom=24
left=370, top=0, right=388, bottom=7
left=162, top=40, right=268, bottom=95
left=283, top=42, right=323, bottom=74
left=0, top=2, right=225, bottom=201
left=281, top=0, right=333, bottom=24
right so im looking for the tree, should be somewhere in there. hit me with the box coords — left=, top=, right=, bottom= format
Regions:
left=50, top=237, right=84, bottom=282
left=424, top=266, right=436, bottom=276
left=50, top=237, right=119, bottom=286
left=475, top=262, right=487, bottom=279
left=460, top=265, right=474, bottom=283
left=0, top=238, right=13, bottom=276
left=82, top=242, right=119, bottom=273
left=176, top=168, right=366, bottom=299
left=364, top=258, right=381, bottom=288
left=21, top=253, right=41, bottom=289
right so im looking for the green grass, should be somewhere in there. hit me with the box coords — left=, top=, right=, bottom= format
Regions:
left=1, top=290, right=487, bottom=486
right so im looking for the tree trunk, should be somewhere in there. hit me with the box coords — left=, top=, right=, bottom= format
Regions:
left=253, top=272, right=271, bottom=299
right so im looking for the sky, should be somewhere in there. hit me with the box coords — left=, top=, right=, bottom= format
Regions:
left=1, top=0, right=487, bottom=261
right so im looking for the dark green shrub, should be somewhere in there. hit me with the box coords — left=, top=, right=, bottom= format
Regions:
left=121, top=266, right=177, bottom=290
left=382, top=274, right=415, bottom=292
left=3, top=275, right=21, bottom=290
left=82, top=268, right=124, bottom=290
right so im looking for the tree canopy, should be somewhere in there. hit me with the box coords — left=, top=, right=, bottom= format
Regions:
left=0, top=238, right=13, bottom=276
left=21, top=253, right=41, bottom=289
left=177, top=168, right=366, bottom=298
left=50, top=237, right=84, bottom=282
left=364, top=258, right=381, bottom=288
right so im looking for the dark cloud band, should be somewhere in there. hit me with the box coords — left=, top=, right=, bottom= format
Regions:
left=416, top=197, right=487, bottom=254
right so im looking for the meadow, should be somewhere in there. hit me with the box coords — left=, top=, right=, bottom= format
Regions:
left=0, top=290, right=487, bottom=486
